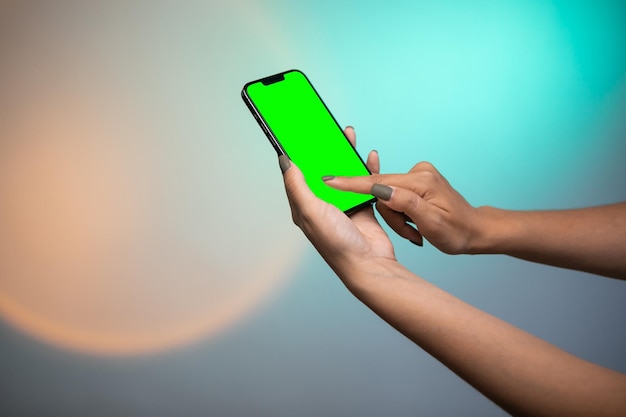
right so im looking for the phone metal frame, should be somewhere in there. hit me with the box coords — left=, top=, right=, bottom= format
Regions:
left=241, top=69, right=376, bottom=215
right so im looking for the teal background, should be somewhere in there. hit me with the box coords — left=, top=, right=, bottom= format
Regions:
left=1, top=1, right=625, bottom=416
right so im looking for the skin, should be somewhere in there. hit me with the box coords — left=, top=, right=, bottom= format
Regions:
left=279, top=126, right=626, bottom=417
left=323, top=158, right=626, bottom=280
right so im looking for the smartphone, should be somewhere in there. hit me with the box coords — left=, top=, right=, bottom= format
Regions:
left=242, top=69, right=375, bottom=214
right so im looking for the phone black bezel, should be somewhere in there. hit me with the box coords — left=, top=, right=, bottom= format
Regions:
left=241, top=69, right=376, bottom=215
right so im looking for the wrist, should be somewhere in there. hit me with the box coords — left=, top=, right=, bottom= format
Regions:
left=337, top=257, right=417, bottom=297
left=468, top=206, right=521, bottom=254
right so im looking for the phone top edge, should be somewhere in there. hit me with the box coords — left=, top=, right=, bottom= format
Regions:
left=242, top=69, right=372, bottom=175
left=241, top=69, right=303, bottom=92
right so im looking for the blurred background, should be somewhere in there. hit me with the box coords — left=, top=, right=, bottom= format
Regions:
left=1, top=1, right=625, bottom=416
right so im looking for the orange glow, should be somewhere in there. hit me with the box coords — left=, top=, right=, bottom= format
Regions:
left=0, top=1, right=303, bottom=356
left=0, top=73, right=303, bottom=356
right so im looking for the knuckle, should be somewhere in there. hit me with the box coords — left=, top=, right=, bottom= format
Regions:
left=401, top=191, right=420, bottom=211
left=370, top=173, right=383, bottom=184
left=296, top=206, right=314, bottom=229
left=421, top=161, right=436, bottom=171
left=414, top=166, right=442, bottom=188
left=420, top=169, right=437, bottom=183
left=411, top=161, right=434, bottom=172
left=290, top=209, right=300, bottom=227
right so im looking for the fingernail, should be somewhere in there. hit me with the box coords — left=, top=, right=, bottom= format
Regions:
left=278, top=155, right=291, bottom=173
left=371, top=183, right=392, bottom=201
left=410, top=240, right=423, bottom=247
left=321, top=175, right=335, bottom=182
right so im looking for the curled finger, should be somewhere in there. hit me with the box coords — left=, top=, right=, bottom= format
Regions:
left=376, top=202, right=423, bottom=246
left=370, top=183, right=430, bottom=230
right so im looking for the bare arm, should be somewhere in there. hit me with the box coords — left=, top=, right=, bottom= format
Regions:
left=347, top=259, right=626, bottom=417
left=472, top=203, right=626, bottom=279
left=324, top=163, right=626, bottom=279
left=278, top=130, right=626, bottom=416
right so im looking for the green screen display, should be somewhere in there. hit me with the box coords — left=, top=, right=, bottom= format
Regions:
left=243, top=70, right=375, bottom=213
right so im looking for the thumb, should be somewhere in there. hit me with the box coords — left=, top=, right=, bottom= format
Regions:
left=278, top=155, right=316, bottom=218
left=371, top=183, right=430, bottom=226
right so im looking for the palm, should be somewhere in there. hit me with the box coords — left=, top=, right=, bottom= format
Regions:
left=337, top=126, right=395, bottom=260
left=287, top=126, right=395, bottom=266
left=304, top=197, right=394, bottom=264
left=350, top=207, right=395, bottom=261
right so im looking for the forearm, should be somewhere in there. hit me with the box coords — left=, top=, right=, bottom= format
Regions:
left=342, top=261, right=626, bottom=417
left=470, top=202, right=626, bottom=279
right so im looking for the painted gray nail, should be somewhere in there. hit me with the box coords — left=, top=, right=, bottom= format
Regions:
left=278, top=155, right=291, bottom=173
left=321, top=175, right=335, bottom=182
left=371, top=183, right=392, bottom=201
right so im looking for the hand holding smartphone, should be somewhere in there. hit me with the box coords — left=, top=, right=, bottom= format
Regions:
left=242, top=69, right=375, bottom=214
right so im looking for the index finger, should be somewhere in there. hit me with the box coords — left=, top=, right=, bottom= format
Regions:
left=322, top=173, right=411, bottom=195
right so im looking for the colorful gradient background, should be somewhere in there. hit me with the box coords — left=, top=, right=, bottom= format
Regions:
left=1, top=1, right=625, bottom=416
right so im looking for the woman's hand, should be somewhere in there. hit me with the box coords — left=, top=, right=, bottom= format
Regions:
left=323, top=162, right=482, bottom=254
left=279, top=127, right=396, bottom=280
left=324, top=161, right=626, bottom=278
